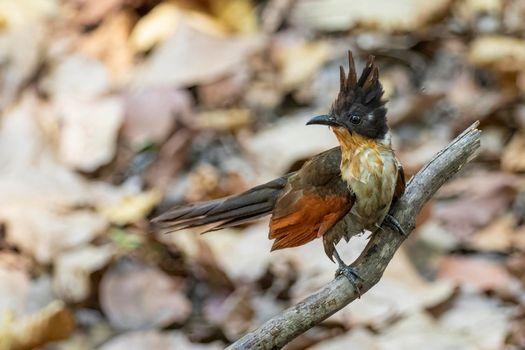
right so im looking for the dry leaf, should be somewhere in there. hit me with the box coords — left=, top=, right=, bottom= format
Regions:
left=339, top=249, right=454, bottom=328
left=195, top=108, right=253, bottom=130
left=244, top=114, right=337, bottom=180
left=129, top=2, right=228, bottom=52
left=469, top=35, right=525, bottom=72
left=2, top=300, right=75, bottom=350
left=437, top=293, right=512, bottom=349
left=0, top=0, right=54, bottom=106
left=204, top=286, right=255, bottom=340
left=433, top=172, right=519, bottom=239
left=0, top=93, right=137, bottom=263
left=79, top=11, right=135, bottom=82
left=502, top=131, right=525, bottom=172
left=197, top=68, right=250, bottom=108
left=57, top=96, right=124, bottom=172
left=53, top=245, right=115, bottom=303
left=376, top=310, right=480, bottom=350
left=308, top=327, right=380, bottom=350
left=208, top=0, right=258, bottom=34
left=291, top=0, right=452, bottom=32
left=132, top=19, right=263, bottom=88
left=276, top=41, right=331, bottom=90
left=0, top=253, right=30, bottom=317
left=73, top=0, right=124, bottom=25
left=42, top=53, right=111, bottom=101
left=98, top=330, right=223, bottom=350
left=470, top=214, right=525, bottom=252
left=99, top=190, right=162, bottom=226
left=122, top=88, right=193, bottom=146
left=438, top=256, right=514, bottom=292
left=100, top=260, right=191, bottom=331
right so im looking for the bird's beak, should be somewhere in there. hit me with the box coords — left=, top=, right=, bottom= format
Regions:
left=306, top=114, right=340, bottom=127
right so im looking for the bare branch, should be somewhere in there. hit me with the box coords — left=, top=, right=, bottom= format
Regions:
left=227, top=122, right=481, bottom=350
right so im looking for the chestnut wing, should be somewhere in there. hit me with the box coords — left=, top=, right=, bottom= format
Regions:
left=269, top=147, right=355, bottom=250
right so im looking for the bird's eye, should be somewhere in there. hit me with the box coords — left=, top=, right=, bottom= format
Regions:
left=350, top=115, right=361, bottom=124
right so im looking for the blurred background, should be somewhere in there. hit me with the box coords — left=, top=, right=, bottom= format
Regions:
left=1, top=0, right=525, bottom=349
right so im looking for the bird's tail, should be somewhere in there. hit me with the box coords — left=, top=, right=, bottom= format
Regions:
left=152, top=176, right=289, bottom=232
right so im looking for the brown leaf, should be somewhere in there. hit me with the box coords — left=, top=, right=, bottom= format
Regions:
left=100, top=260, right=191, bottom=331
left=53, top=245, right=115, bottom=303
left=98, top=330, right=223, bottom=350
left=470, top=214, right=525, bottom=252
left=78, top=11, right=135, bottom=81
left=290, top=0, right=452, bottom=32
left=57, top=96, right=124, bottom=172
left=0, top=0, right=55, bottom=107
left=275, top=41, right=331, bottom=91
left=433, top=172, right=518, bottom=239
left=122, top=88, right=193, bottom=146
left=194, top=108, right=253, bottom=131
left=1, top=300, right=75, bottom=350
left=438, top=256, right=514, bottom=292
left=469, top=35, right=525, bottom=73
left=131, top=19, right=263, bottom=88
left=502, top=131, right=525, bottom=173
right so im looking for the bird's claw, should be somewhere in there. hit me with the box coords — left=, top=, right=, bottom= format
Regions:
left=331, top=247, right=364, bottom=297
left=335, top=264, right=363, bottom=297
left=383, top=214, right=406, bottom=236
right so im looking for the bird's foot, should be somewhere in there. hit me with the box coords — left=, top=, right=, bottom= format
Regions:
left=335, top=264, right=364, bottom=297
left=383, top=214, right=406, bottom=237
left=332, top=248, right=364, bottom=297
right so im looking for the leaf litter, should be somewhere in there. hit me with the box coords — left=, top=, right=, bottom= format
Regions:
left=1, top=0, right=525, bottom=348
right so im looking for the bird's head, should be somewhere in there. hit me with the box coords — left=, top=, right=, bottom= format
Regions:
left=307, top=52, right=388, bottom=141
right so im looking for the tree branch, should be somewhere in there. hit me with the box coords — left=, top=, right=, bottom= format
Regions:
left=227, top=122, right=481, bottom=350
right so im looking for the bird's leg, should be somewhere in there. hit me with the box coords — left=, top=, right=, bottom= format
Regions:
left=333, top=247, right=363, bottom=297
left=382, top=214, right=406, bottom=236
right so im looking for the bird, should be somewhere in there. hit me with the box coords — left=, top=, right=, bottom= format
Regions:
left=152, top=51, right=406, bottom=291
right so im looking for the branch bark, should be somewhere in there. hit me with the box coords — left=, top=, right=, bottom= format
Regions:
left=227, top=122, right=481, bottom=350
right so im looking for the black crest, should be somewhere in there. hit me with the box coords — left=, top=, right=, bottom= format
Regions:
left=331, top=52, right=385, bottom=117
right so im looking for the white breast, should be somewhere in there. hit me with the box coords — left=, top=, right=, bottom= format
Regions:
left=341, top=148, right=398, bottom=230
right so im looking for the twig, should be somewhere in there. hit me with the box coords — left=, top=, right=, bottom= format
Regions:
left=227, top=121, right=481, bottom=350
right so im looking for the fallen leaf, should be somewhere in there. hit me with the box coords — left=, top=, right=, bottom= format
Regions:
left=469, top=35, right=525, bottom=72
left=79, top=11, right=135, bottom=82
left=0, top=252, right=30, bottom=317
left=208, top=0, right=258, bottom=34
left=502, top=131, right=525, bottom=173
left=99, top=190, right=162, bottom=226
left=243, top=114, right=338, bottom=181
left=338, top=248, right=454, bottom=328
left=195, top=108, right=253, bottom=130
left=433, top=172, right=518, bottom=239
left=275, top=41, right=331, bottom=90
left=437, top=292, right=513, bottom=349
left=438, top=255, right=514, bottom=292
left=53, top=245, right=115, bottom=303
left=1, top=300, right=75, bottom=350
left=470, top=214, right=525, bottom=252
left=203, top=286, right=255, bottom=340
left=376, top=310, right=481, bottom=350
left=0, top=93, right=135, bottom=263
left=98, top=330, right=223, bottom=350
left=72, top=0, right=125, bottom=25
left=41, top=53, right=111, bottom=101
left=129, top=2, right=228, bottom=53
left=197, top=68, right=250, bottom=108
left=122, top=87, right=193, bottom=146
left=132, top=19, right=263, bottom=88
left=100, top=260, right=191, bottom=331
left=57, top=96, right=124, bottom=172
left=308, top=327, right=380, bottom=350
left=291, top=0, right=452, bottom=32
